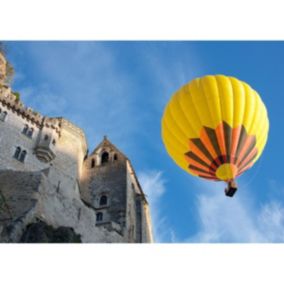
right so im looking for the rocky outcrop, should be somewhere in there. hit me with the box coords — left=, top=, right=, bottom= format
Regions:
left=0, top=169, right=124, bottom=243
left=20, top=220, right=81, bottom=243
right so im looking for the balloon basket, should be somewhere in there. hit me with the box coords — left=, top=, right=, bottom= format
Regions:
left=225, top=180, right=238, bottom=197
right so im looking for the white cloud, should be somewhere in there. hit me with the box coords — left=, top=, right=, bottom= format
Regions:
left=187, top=179, right=284, bottom=243
left=139, top=171, right=165, bottom=202
left=138, top=170, right=174, bottom=243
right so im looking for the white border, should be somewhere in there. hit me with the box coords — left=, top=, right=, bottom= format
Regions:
left=0, top=0, right=284, bottom=39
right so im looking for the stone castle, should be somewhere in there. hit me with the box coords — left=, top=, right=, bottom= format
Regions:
left=0, top=51, right=153, bottom=243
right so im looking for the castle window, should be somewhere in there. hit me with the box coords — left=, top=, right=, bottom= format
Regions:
left=91, top=158, right=95, bottom=168
left=114, top=153, right=118, bottom=161
left=27, top=128, right=34, bottom=138
left=101, top=152, right=109, bottom=164
left=52, top=139, right=56, bottom=146
left=19, top=150, right=27, bottom=162
left=22, top=125, right=34, bottom=139
left=44, top=135, right=49, bottom=141
left=14, top=147, right=21, bottom=160
left=22, top=124, right=29, bottom=135
left=99, top=195, right=108, bottom=206
left=13, top=147, right=27, bottom=163
left=96, top=212, right=103, bottom=222
left=0, top=111, right=7, bottom=122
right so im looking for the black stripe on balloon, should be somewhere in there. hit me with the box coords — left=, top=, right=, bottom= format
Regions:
left=190, top=138, right=215, bottom=164
left=223, top=121, right=232, bottom=163
left=185, top=151, right=215, bottom=172
left=189, top=164, right=212, bottom=175
left=203, top=126, right=223, bottom=163
left=237, top=136, right=257, bottom=167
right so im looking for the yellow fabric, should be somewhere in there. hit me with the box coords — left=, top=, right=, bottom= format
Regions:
left=161, top=74, right=269, bottom=179
left=216, top=163, right=237, bottom=180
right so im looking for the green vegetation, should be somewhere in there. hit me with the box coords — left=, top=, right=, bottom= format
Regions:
left=12, top=91, right=20, bottom=100
left=0, top=42, right=15, bottom=84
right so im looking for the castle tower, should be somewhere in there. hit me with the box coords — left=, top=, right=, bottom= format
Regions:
left=80, top=136, right=153, bottom=243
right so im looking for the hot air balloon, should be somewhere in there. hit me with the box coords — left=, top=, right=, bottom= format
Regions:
left=161, top=75, right=269, bottom=197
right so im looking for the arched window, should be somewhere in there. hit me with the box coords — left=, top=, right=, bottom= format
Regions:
left=22, top=124, right=29, bottom=134
left=19, top=150, right=27, bottom=162
left=100, top=195, right=108, bottom=206
left=27, top=128, right=34, bottom=138
left=114, top=153, right=118, bottom=161
left=0, top=111, right=7, bottom=121
left=91, top=158, right=95, bottom=168
left=44, top=134, right=49, bottom=141
left=101, top=152, right=109, bottom=164
left=96, top=212, right=103, bottom=222
left=14, top=147, right=21, bottom=159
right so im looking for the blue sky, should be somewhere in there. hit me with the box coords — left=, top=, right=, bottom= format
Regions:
left=5, top=41, right=284, bottom=242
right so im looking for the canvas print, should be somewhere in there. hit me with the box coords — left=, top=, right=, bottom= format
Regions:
left=0, top=41, right=275, bottom=243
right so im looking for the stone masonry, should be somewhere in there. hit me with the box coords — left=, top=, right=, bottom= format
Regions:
left=0, top=51, right=153, bottom=243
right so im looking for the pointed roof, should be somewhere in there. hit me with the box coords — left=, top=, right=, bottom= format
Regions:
left=89, top=136, right=148, bottom=204
left=90, top=135, right=127, bottom=159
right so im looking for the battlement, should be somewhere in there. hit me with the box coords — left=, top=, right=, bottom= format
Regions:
left=0, top=85, right=43, bottom=126
left=0, top=85, right=87, bottom=148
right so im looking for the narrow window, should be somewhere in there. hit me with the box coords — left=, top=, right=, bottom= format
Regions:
left=19, top=150, right=27, bottom=163
left=44, top=134, right=49, bottom=141
left=91, top=158, right=95, bottom=168
left=14, top=147, right=21, bottom=159
left=52, top=139, right=56, bottom=146
left=0, top=111, right=7, bottom=121
left=22, top=124, right=28, bottom=134
left=96, top=212, right=103, bottom=222
left=27, top=128, right=34, bottom=138
left=101, top=152, right=109, bottom=164
left=100, top=195, right=107, bottom=206
left=114, top=153, right=118, bottom=161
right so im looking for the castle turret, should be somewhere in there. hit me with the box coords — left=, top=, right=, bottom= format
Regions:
left=34, top=118, right=60, bottom=163
left=80, top=136, right=153, bottom=243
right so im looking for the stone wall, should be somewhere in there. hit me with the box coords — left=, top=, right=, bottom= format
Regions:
left=81, top=149, right=127, bottom=238
left=126, top=160, right=153, bottom=243
left=0, top=86, right=88, bottom=190
left=0, top=169, right=124, bottom=243
left=0, top=100, right=46, bottom=172
left=0, top=81, right=153, bottom=243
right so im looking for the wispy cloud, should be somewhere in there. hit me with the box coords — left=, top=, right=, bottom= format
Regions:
left=187, top=179, right=284, bottom=243
left=138, top=170, right=176, bottom=242
left=13, top=42, right=141, bottom=150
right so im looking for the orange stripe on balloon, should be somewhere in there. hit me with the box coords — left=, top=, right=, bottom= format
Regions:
left=189, top=167, right=215, bottom=178
left=189, top=140, right=213, bottom=166
left=185, top=156, right=213, bottom=173
left=238, top=160, right=255, bottom=176
left=238, top=148, right=257, bottom=169
left=198, top=174, right=218, bottom=180
left=215, top=123, right=227, bottom=160
left=200, top=128, right=218, bottom=161
left=230, top=126, right=241, bottom=163
left=236, top=136, right=254, bottom=165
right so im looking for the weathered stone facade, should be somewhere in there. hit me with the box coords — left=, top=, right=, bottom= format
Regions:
left=0, top=52, right=153, bottom=243
left=81, top=138, right=153, bottom=242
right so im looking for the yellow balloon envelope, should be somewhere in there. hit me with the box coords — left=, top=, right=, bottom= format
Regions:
left=161, top=75, right=269, bottom=187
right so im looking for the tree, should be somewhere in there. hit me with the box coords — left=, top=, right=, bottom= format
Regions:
left=0, top=41, right=14, bottom=84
